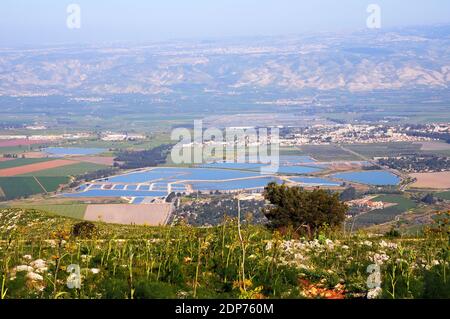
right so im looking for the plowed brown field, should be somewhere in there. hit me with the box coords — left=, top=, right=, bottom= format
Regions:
left=0, top=159, right=77, bottom=177
left=71, top=156, right=114, bottom=166
left=84, top=204, right=172, bottom=225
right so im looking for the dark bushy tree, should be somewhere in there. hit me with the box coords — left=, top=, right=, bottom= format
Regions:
left=114, top=144, right=173, bottom=169
left=421, top=194, right=436, bottom=205
left=340, top=186, right=357, bottom=201
left=263, top=183, right=347, bottom=237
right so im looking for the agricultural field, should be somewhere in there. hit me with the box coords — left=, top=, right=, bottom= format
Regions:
left=0, top=177, right=45, bottom=200
left=0, top=157, right=107, bottom=201
left=345, top=142, right=450, bottom=159
left=60, top=133, right=171, bottom=151
left=0, top=208, right=448, bottom=299
left=344, top=143, right=423, bottom=159
left=0, top=158, right=54, bottom=169
left=0, top=176, right=70, bottom=200
left=0, top=143, right=52, bottom=155
left=71, top=156, right=115, bottom=166
left=0, top=159, right=76, bottom=177
left=12, top=204, right=87, bottom=220
left=35, top=177, right=71, bottom=192
left=410, top=172, right=450, bottom=189
left=19, top=162, right=109, bottom=177
left=297, top=145, right=360, bottom=161
left=0, top=139, right=48, bottom=148
left=436, top=191, right=450, bottom=201
left=84, top=203, right=171, bottom=225
left=354, top=195, right=418, bottom=228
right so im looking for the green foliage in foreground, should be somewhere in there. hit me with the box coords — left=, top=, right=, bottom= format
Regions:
left=0, top=209, right=448, bottom=299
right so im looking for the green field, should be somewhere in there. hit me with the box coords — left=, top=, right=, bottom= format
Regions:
left=0, top=158, right=53, bottom=169
left=0, top=177, right=43, bottom=200
left=19, top=162, right=108, bottom=177
left=345, top=142, right=450, bottom=159
left=0, top=160, right=107, bottom=200
left=0, top=143, right=50, bottom=155
left=34, top=176, right=70, bottom=192
left=436, top=191, right=450, bottom=200
left=298, top=145, right=359, bottom=161
left=355, top=195, right=418, bottom=227
left=345, top=143, right=422, bottom=159
left=0, top=176, right=69, bottom=200
left=13, top=204, right=87, bottom=219
left=62, top=133, right=171, bottom=151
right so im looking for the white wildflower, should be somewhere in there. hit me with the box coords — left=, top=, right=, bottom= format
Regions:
left=367, top=287, right=382, bottom=299
left=14, top=265, right=34, bottom=273
left=372, top=253, right=390, bottom=265
left=363, top=240, right=373, bottom=247
left=380, top=240, right=398, bottom=249
left=30, top=259, right=47, bottom=269
left=26, top=272, right=43, bottom=281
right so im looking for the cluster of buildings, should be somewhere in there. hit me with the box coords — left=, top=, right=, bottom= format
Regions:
left=0, top=133, right=91, bottom=141
left=100, top=132, right=146, bottom=141
left=280, top=124, right=433, bottom=146
left=346, top=197, right=386, bottom=211
left=406, top=123, right=450, bottom=134
left=0, top=132, right=146, bottom=142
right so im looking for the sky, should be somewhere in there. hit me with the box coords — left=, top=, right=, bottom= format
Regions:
left=0, top=0, right=450, bottom=46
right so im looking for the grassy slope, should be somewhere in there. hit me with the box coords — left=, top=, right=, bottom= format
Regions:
left=0, top=208, right=448, bottom=299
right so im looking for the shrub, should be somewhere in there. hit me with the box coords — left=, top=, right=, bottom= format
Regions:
left=71, top=221, right=98, bottom=239
left=133, top=281, right=177, bottom=299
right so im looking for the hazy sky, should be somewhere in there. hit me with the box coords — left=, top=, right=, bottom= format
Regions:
left=1, top=0, right=450, bottom=45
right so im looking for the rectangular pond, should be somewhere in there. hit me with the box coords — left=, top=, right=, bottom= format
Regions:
left=190, top=177, right=282, bottom=191
left=289, top=177, right=342, bottom=187
left=331, top=171, right=401, bottom=186
left=44, top=147, right=107, bottom=156
left=64, top=189, right=168, bottom=198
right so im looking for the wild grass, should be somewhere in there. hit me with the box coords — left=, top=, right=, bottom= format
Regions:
left=0, top=208, right=448, bottom=299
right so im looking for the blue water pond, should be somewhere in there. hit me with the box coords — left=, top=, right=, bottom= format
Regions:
left=332, top=171, right=401, bottom=186
left=44, top=147, right=106, bottom=156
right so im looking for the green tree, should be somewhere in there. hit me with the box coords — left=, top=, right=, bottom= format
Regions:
left=263, top=183, right=348, bottom=237
left=340, top=186, right=357, bottom=201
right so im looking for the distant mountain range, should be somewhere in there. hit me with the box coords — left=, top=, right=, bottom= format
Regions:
left=0, top=24, right=449, bottom=97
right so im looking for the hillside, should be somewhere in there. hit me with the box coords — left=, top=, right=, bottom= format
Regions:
left=1, top=25, right=450, bottom=97
left=0, top=208, right=448, bottom=299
